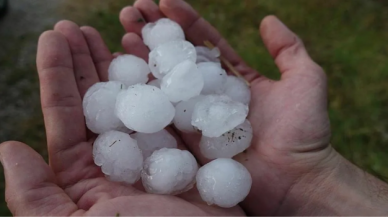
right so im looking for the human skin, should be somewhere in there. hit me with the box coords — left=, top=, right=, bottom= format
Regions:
left=0, top=0, right=387, bottom=216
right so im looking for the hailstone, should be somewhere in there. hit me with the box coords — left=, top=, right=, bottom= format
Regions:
left=83, top=81, right=126, bottom=134
left=200, top=119, right=253, bottom=159
left=149, top=40, right=196, bottom=79
left=161, top=60, right=204, bottom=103
left=197, top=62, right=227, bottom=95
left=108, top=54, right=150, bottom=86
left=195, top=46, right=221, bottom=63
left=132, top=129, right=178, bottom=159
left=147, top=79, right=161, bottom=89
left=173, top=95, right=205, bottom=133
left=142, top=18, right=185, bottom=50
left=196, top=158, right=252, bottom=208
left=192, top=94, right=249, bottom=137
left=115, top=84, right=175, bottom=133
left=93, top=130, right=143, bottom=184
left=222, top=76, right=251, bottom=105
left=142, top=148, right=198, bottom=195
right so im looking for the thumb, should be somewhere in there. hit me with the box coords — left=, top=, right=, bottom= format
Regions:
left=259, top=15, right=324, bottom=78
left=0, top=141, right=78, bottom=216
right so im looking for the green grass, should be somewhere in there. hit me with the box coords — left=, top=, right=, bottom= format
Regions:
left=1, top=0, right=388, bottom=215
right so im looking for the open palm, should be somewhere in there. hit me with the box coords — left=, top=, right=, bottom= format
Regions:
left=0, top=0, right=337, bottom=216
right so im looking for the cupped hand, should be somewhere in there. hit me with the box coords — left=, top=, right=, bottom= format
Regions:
left=0, top=4, right=243, bottom=217
left=120, top=0, right=337, bottom=215
left=0, top=0, right=338, bottom=216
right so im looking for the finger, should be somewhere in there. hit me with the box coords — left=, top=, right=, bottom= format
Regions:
left=134, top=0, right=164, bottom=22
left=37, top=30, right=87, bottom=167
left=120, top=6, right=146, bottom=35
left=80, top=26, right=113, bottom=82
left=159, top=0, right=260, bottom=81
left=259, top=15, right=324, bottom=77
left=122, top=33, right=149, bottom=61
left=54, top=20, right=100, bottom=97
left=0, top=141, right=78, bottom=216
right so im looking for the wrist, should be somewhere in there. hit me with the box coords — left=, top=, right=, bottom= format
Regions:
left=277, top=149, right=388, bottom=215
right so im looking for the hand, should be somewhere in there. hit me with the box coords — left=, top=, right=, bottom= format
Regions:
left=2, top=0, right=384, bottom=216
left=0, top=7, right=243, bottom=217
left=120, top=0, right=336, bottom=215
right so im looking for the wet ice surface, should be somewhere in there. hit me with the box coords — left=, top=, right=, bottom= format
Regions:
left=142, top=148, right=198, bottom=195
left=93, top=131, right=143, bottom=184
left=198, top=62, right=227, bottom=95
left=192, top=95, right=249, bottom=137
left=142, top=18, right=185, bottom=50
left=147, top=79, right=162, bottom=89
left=132, top=129, right=178, bottom=159
left=195, top=46, right=221, bottom=63
left=149, top=40, right=196, bottom=79
left=222, top=76, right=251, bottom=105
left=196, top=158, right=252, bottom=208
left=161, top=60, right=204, bottom=103
left=200, top=120, right=253, bottom=159
left=115, top=84, right=175, bottom=133
left=174, top=95, right=206, bottom=133
left=83, top=81, right=126, bottom=134
left=108, top=54, right=150, bottom=87
left=81, top=17, right=255, bottom=203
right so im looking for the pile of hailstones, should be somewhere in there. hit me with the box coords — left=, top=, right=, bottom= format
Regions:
left=83, top=18, right=252, bottom=208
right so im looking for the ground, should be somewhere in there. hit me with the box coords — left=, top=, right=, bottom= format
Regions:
left=0, top=0, right=388, bottom=215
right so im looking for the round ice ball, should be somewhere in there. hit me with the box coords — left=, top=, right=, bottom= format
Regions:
left=200, top=119, right=253, bottom=159
left=93, top=130, right=143, bottom=184
left=161, top=60, right=204, bottom=103
left=141, top=148, right=198, bottom=195
left=147, top=79, right=161, bottom=89
left=149, top=40, right=196, bottom=79
left=195, top=46, right=221, bottom=64
left=173, top=95, right=205, bottom=133
left=198, top=62, right=227, bottom=95
left=108, top=54, right=150, bottom=86
left=115, top=84, right=175, bottom=133
left=142, top=18, right=185, bottom=50
left=191, top=94, right=249, bottom=137
left=83, top=81, right=126, bottom=134
left=196, top=158, right=252, bottom=208
left=132, top=129, right=178, bottom=159
left=222, top=76, right=251, bottom=105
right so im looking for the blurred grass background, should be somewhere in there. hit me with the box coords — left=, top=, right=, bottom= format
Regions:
left=0, top=0, right=388, bottom=215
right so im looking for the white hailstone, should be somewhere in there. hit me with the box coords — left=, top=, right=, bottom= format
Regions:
left=132, top=129, right=178, bottom=159
left=115, top=84, right=175, bottom=133
left=173, top=95, right=205, bottom=133
left=93, top=131, right=143, bottom=184
left=108, top=54, right=150, bottom=86
left=196, top=158, right=252, bottom=208
left=83, top=81, right=126, bottom=134
left=200, top=119, right=253, bottom=159
left=147, top=79, right=161, bottom=89
left=195, top=46, right=221, bottom=63
left=142, top=148, right=198, bottom=195
left=161, top=60, right=204, bottom=103
left=192, top=94, right=249, bottom=137
left=142, top=18, right=185, bottom=50
left=222, top=76, right=251, bottom=105
left=197, top=62, right=227, bottom=95
left=149, top=40, right=196, bottom=79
